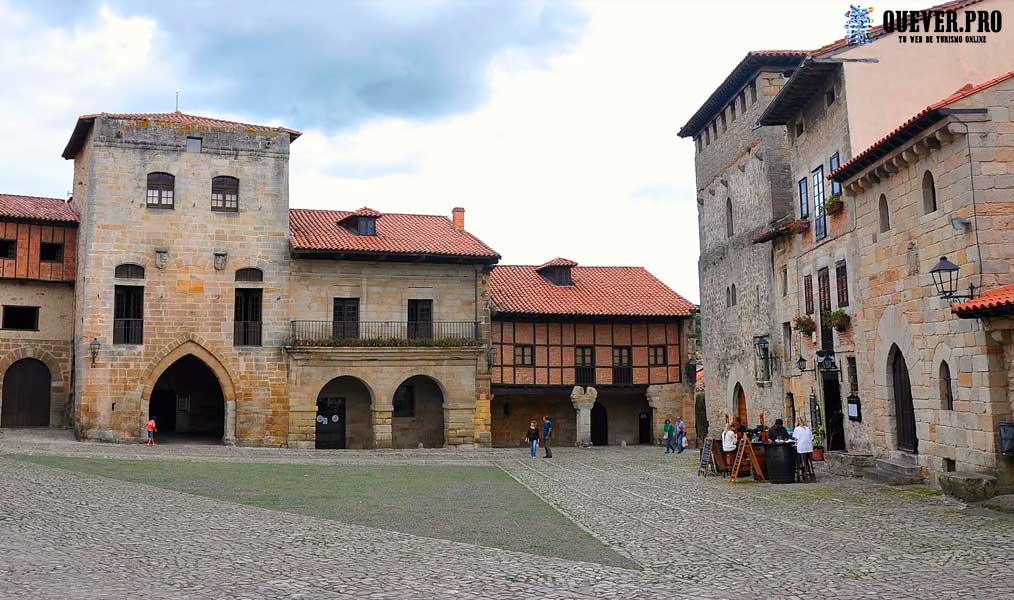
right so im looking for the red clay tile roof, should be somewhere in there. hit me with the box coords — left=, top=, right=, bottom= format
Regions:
left=536, top=257, right=578, bottom=271
left=490, top=264, right=696, bottom=317
left=352, top=207, right=382, bottom=217
left=0, top=194, right=79, bottom=224
left=831, top=70, right=1014, bottom=182
left=289, top=208, right=499, bottom=262
left=63, top=111, right=301, bottom=159
left=952, top=284, right=1014, bottom=318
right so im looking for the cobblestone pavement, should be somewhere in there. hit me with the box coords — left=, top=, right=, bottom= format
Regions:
left=2, top=430, right=1013, bottom=599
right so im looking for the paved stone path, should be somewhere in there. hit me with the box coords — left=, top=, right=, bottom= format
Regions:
left=1, top=430, right=1012, bottom=599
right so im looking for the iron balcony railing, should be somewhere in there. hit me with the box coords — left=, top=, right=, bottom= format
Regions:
left=290, top=320, right=483, bottom=347
left=575, top=366, right=596, bottom=387
left=234, top=321, right=263, bottom=347
left=113, top=318, right=143, bottom=345
left=612, top=366, right=633, bottom=385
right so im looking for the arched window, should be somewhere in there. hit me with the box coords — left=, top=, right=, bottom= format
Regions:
left=731, top=284, right=737, bottom=306
left=939, top=361, right=954, bottom=410
left=922, top=170, right=937, bottom=214
left=146, top=172, right=174, bottom=208
left=235, top=268, right=263, bottom=282
left=726, top=198, right=734, bottom=238
left=212, top=176, right=239, bottom=212
left=726, top=287, right=731, bottom=308
left=114, top=264, right=145, bottom=279
left=878, top=194, right=890, bottom=233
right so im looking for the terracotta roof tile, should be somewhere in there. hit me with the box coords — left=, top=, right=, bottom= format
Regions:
left=490, top=265, right=696, bottom=317
left=831, top=70, right=1014, bottom=182
left=0, top=194, right=79, bottom=224
left=289, top=208, right=499, bottom=261
left=536, top=257, right=578, bottom=271
left=63, top=111, right=301, bottom=159
left=952, top=284, right=1014, bottom=317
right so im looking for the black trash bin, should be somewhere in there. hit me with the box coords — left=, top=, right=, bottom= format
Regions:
left=766, top=443, right=797, bottom=484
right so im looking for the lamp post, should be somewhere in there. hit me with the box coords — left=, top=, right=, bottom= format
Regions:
left=930, top=256, right=976, bottom=302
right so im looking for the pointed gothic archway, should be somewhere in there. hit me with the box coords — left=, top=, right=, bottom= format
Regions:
left=888, top=344, right=917, bottom=453
left=733, top=383, right=747, bottom=427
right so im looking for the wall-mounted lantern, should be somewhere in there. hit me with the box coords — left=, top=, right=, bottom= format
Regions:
left=930, top=255, right=976, bottom=302
left=214, top=251, right=228, bottom=271
left=89, top=338, right=100, bottom=366
left=797, top=355, right=814, bottom=373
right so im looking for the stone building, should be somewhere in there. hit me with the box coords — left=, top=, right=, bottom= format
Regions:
left=0, top=111, right=502, bottom=448
left=831, top=71, right=1014, bottom=491
left=677, top=51, right=804, bottom=432
left=488, top=259, right=696, bottom=446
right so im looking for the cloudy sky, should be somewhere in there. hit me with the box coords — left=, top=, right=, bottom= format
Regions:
left=1, top=0, right=930, bottom=303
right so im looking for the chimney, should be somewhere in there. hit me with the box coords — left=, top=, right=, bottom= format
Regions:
left=452, top=207, right=465, bottom=231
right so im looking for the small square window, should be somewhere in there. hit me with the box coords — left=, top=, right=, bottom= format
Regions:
left=649, top=345, right=667, bottom=366
left=40, top=243, right=63, bottom=263
left=186, top=137, right=202, bottom=153
left=1, top=305, right=39, bottom=330
left=0, top=239, right=15, bottom=260
left=515, top=345, right=535, bottom=366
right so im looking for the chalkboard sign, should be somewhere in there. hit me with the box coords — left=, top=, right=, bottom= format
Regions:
left=697, top=438, right=713, bottom=476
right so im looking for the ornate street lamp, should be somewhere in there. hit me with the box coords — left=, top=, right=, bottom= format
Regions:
left=797, top=355, right=813, bottom=373
left=89, top=338, right=100, bottom=366
left=930, top=256, right=976, bottom=301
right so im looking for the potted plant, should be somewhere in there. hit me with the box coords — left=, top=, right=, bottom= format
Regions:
left=793, top=314, right=817, bottom=336
left=793, top=219, right=810, bottom=234
left=823, top=195, right=844, bottom=214
left=825, top=309, right=851, bottom=332
left=812, top=429, right=825, bottom=461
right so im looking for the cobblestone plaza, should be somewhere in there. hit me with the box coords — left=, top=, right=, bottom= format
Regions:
left=2, top=431, right=1012, bottom=599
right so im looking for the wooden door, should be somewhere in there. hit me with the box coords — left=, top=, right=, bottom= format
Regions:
left=316, top=397, right=347, bottom=449
left=591, top=401, right=608, bottom=446
left=892, top=349, right=917, bottom=453
left=1, top=358, right=51, bottom=427
left=408, top=299, right=433, bottom=339
left=638, top=411, right=652, bottom=444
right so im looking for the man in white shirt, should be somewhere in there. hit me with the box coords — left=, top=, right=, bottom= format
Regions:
left=793, top=420, right=815, bottom=480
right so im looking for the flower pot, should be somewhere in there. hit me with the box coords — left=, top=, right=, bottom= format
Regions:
left=812, top=447, right=825, bottom=461
left=832, top=314, right=851, bottom=332
left=794, top=220, right=811, bottom=234
left=826, top=200, right=844, bottom=215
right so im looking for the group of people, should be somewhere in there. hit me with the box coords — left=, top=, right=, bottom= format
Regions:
left=662, top=417, right=687, bottom=454
left=525, top=416, right=553, bottom=459
left=721, top=418, right=815, bottom=470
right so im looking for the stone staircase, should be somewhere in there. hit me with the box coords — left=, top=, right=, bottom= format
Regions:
left=861, top=451, right=924, bottom=485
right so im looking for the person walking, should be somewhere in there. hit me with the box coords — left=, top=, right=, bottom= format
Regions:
left=542, top=416, right=553, bottom=458
left=663, top=418, right=676, bottom=454
left=145, top=417, right=157, bottom=446
left=526, top=420, right=539, bottom=459
left=675, top=416, right=687, bottom=454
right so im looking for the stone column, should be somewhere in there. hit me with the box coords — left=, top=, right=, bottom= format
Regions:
left=372, top=408, right=393, bottom=449
left=224, top=399, right=237, bottom=445
left=571, top=386, right=597, bottom=446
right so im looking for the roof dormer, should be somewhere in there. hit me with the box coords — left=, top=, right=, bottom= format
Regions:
left=337, top=207, right=382, bottom=236
left=536, top=257, right=577, bottom=286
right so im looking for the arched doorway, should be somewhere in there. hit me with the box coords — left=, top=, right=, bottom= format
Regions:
left=316, top=376, right=373, bottom=449
left=1, top=358, right=51, bottom=427
left=392, top=375, right=445, bottom=449
left=734, top=383, right=747, bottom=427
left=149, top=355, right=224, bottom=442
left=889, top=344, right=917, bottom=453
left=591, top=401, right=608, bottom=446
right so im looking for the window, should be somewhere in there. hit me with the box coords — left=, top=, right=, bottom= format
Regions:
left=393, top=383, right=415, bottom=417
left=782, top=322, right=792, bottom=361
left=878, top=194, right=890, bottom=233
left=705, top=129, right=710, bottom=146
left=731, top=284, right=737, bottom=306
left=726, top=198, right=734, bottom=238
left=756, top=342, right=770, bottom=382
left=113, top=285, right=143, bottom=344
left=847, top=357, right=859, bottom=393
left=0, top=239, right=15, bottom=260
left=39, top=243, right=63, bottom=263
left=612, top=346, right=632, bottom=384
left=1, top=305, right=39, bottom=330
left=922, top=170, right=937, bottom=214
left=726, top=287, right=731, bottom=308
left=799, top=178, right=809, bottom=218
left=939, top=361, right=954, bottom=410
left=829, top=152, right=842, bottom=196
left=575, top=346, right=595, bottom=386
left=720, top=112, right=727, bottom=132
left=804, top=274, right=813, bottom=315
left=235, top=267, right=263, bottom=282
left=407, top=299, right=433, bottom=339
left=748, top=80, right=757, bottom=103
left=730, top=101, right=737, bottom=121
left=146, top=172, right=174, bottom=208
left=812, top=166, right=826, bottom=240
left=115, top=264, right=145, bottom=279
left=825, top=87, right=836, bottom=107
left=542, top=266, right=573, bottom=286
left=234, top=288, right=262, bottom=346
left=186, top=137, right=202, bottom=153
left=211, top=176, right=239, bottom=212
left=781, top=266, right=788, bottom=297
left=333, top=297, right=360, bottom=338
left=649, top=345, right=667, bottom=366
left=357, top=217, right=377, bottom=236
left=835, top=260, right=849, bottom=307
left=818, top=267, right=832, bottom=350
left=515, top=345, right=535, bottom=366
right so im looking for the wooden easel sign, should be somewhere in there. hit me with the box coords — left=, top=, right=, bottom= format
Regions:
left=729, top=434, right=765, bottom=482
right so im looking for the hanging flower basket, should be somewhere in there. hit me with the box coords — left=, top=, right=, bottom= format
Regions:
left=793, top=219, right=811, bottom=234
left=824, top=195, right=844, bottom=215
left=826, top=309, right=851, bottom=332
left=793, top=315, right=817, bottom=335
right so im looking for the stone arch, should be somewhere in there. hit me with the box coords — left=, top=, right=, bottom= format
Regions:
left=0, top=345, right=68, bottom=395
left=921, top=170, right=937, bottom=214
left=930, top=342, right=957, bottom=412
left=874, top=306, right=920, bottom=452
left=878, top=193, right=891, bottom=233
left=315, top=375, right=375, bottom=449
left=724, top=361, right=751, bottom=425
left=138, top=338, right=237, bottom=442
left=391, top=374, right=448, bottom=449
